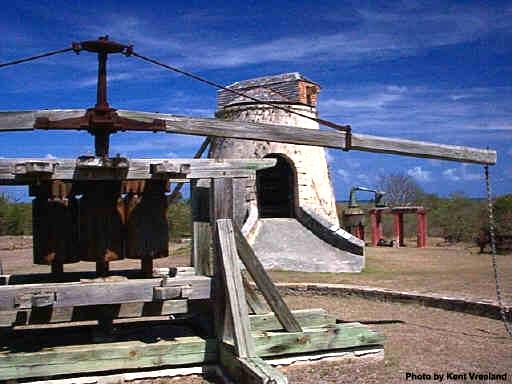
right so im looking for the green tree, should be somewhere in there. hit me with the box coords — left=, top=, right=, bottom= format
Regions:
left=167, top=199, right=192, bottom=240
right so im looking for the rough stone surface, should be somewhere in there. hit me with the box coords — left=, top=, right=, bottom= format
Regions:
left=211, top=104, right=339, bottom=226
left=250, top=218, right=364, bottom=272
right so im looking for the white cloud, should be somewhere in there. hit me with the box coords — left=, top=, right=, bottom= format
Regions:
left=443, top=168, right=460, bottom=181
left=442, top=165, right=483, bottom=182
left=337, top=168, right=351, bottom=183
left=45, top=153, right=56, bottom=159
left=407, top=166, right=432, bottom=182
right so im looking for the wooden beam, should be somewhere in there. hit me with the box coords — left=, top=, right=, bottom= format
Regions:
left=0, top=321, right=382, bottom=381
left=216, top=219, right=256, bottom=358
left=0, top=300, right=188, bottom=327
left=0, top=109, right=496, bottom=164
left=116, top=110, right=496, bottom=165
left=350, top=133, right=497, bottom=165
left=0, top=329, right=218, bottom=380
left=249, top=308, right=335, bottom=332
left=0, top=110, right=85, bottom=131
left=0, top=276, right=211, bottom=310
left=233, top=226, right=302, bottom=333
left=192, top=221, right=213, bottom=276
left=219, top=346, right=287, bottom=384
left=0, top=158, right=277, bottom=185
left=243, top=275, right=269, bottom=315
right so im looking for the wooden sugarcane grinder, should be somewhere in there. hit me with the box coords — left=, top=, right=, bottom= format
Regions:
left=0, top=36, right=497, bottom=383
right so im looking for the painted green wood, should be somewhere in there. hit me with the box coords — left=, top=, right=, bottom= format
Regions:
left=251, top=323, right=385, bottom=357
left=0, top=336, right=217, bottom=380
left=243, top=275, right=269, bottom=315
left=0, top=321, right=382, bottom=380
left=249, top=308, right=335, bottom=331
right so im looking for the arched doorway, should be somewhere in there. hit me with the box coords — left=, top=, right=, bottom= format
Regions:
left=256, top=154, right=296, bottom=218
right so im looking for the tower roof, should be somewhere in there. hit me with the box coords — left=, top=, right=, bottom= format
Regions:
left=225, top=72, right=320, bottom=90
left=217, top=72, right=320, bottom=109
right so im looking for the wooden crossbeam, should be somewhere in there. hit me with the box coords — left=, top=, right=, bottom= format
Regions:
left=0, top=276, right=211, bottom=310
left=0, top=321, right=383, bottom=381
left=0, top=110, right=496, bottom=164
left=0, top=158, right=277, bottom=185
left=117, top=110, right=497, bottom=165
left=233, top=225, right=302, bottom=333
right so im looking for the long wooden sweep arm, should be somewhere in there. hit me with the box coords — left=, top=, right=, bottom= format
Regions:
left=0, top=109, right=497, bottom=165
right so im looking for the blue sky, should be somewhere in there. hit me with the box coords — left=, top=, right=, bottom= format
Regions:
left=0, top=0, right=511, bottom=201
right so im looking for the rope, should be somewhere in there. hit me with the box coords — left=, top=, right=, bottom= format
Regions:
left=130, top=51, right=352, bottom=134
left=0, top=47, right=74, bottom=69
left=484, top=165, right=512, bottom=337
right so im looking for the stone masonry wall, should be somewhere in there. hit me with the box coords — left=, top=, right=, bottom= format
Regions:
left=211, top=103, right=339, bottom=226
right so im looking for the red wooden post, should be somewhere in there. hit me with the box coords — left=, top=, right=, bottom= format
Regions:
left=398, top=212, right=404, bottom=246
left=417, top=211, right=427, bottom=248
left=370, top=210, right=382, bottom=246
left=392, top=212, right=403, bottom=247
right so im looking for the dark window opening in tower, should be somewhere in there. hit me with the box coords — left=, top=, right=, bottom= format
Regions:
left=257, top=155, right=295, bottom=218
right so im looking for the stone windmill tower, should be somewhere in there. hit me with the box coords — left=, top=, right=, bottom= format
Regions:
left=209, top=73, right=364, bottom=272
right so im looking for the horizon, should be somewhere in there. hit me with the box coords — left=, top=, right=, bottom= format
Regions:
left=0, top=1, right=510, bottom=200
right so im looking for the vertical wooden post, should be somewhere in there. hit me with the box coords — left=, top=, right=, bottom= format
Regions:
left=210, top=178, right=234, bottom=343
left=417, top=211, right=427, bottom=248
left=141, top=257, right=154, bottom=277
left=393, top=212, right=404, bottom=247
left=370, top=210, right=382, bottom=246
left=96, top=260, right=109, bottom=277
left=193, top=222, right=213, bottom=276
left=51, top=260, right=64, bottom=275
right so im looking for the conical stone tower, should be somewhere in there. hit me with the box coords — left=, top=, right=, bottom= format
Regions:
left=209, top=72, right=364, bottom=272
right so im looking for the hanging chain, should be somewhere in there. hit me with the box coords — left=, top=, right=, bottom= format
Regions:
left=484, top=165, right=512, bottom=337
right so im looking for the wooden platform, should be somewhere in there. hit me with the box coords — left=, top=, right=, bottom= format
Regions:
left=0, top=309, right=383, bottom=380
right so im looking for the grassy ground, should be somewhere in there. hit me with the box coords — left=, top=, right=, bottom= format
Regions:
left=268, top=239, right=512, bottom=302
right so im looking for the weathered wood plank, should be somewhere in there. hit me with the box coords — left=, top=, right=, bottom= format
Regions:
left=0, top=300, right=188, bottom=327
left=350, top=133, right=497, bottom=165
left=0, top=158, right=276, bottom=185
left=0, top=276, right=211, bottom=310
left=233, top=226, right=302, bottom=333
left=239, top=357, right=288, bottom=384
left=217, top=219, right=256, bottom=358
left=0, top=321, right=382, bottom=380
left=0, top=110, right=85, bottom=131
left=249, top=309, right=335, bottom=332
left=116, top=110, right=496, bottom=165
left=0, top=332, right=218, bottom=380
left=210, top=178, right=234, bottom=348
left=193, top=221, right=213, bottom=276
left=219, top=345, right=287, bottom=384
left=243, top=275, right=269, bottom=315
left=250, top=322, right=384, bottom=357
left=0, top=110, right=496, bottom=164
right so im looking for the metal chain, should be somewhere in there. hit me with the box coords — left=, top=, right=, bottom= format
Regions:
left=484, top=165, right=512, bottom=337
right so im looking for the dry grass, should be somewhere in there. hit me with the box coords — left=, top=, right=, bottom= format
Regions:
left=269, top=239, right=512, bottom=302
